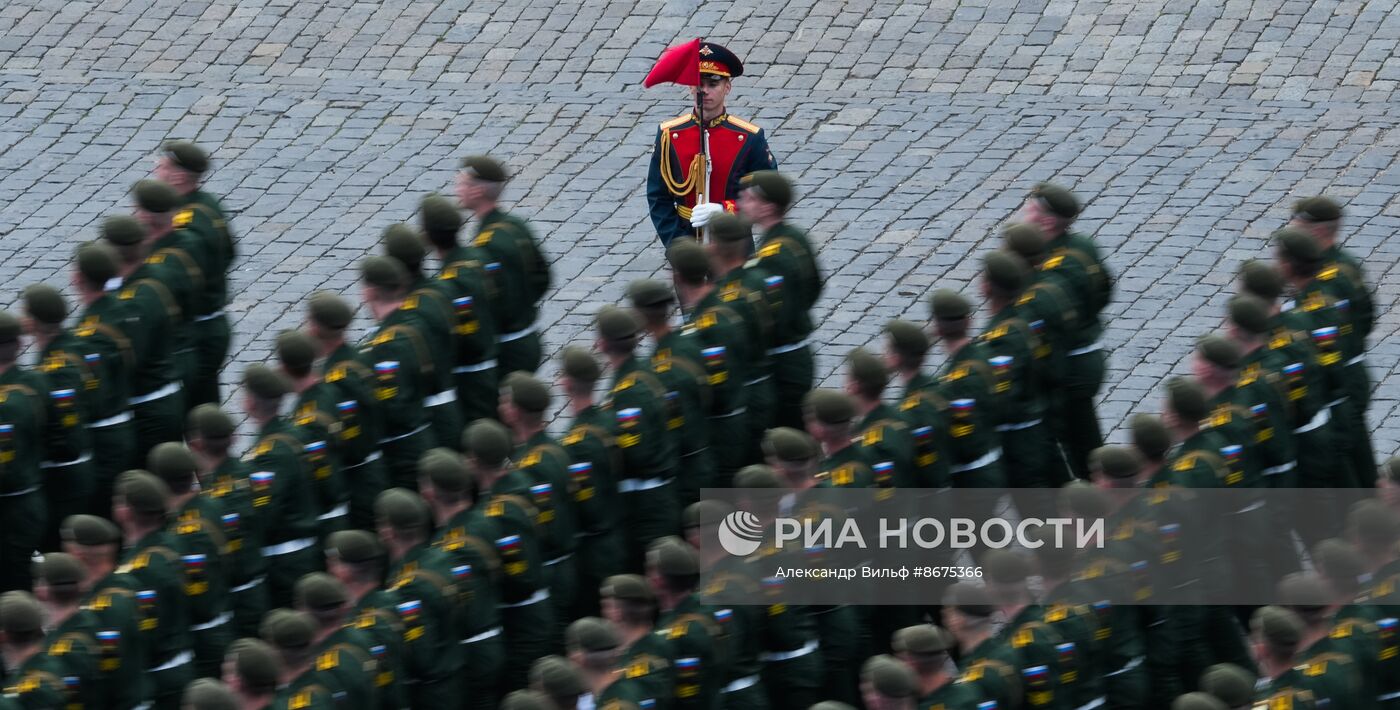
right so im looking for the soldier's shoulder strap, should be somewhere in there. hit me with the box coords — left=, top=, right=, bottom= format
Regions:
left=725, top=115, right=761, bottom=134
left=79, top=320, right=136, bottom=372
left=1027, top=279, right=1077, bottom=321
left=380, top=324, right=433, bottom=375
left=411, top=285, right=453, bottom=316
left=0, top=383, right=43, bottom=422
left=151, top=246, right=205, bottom=290
left=48, top=629, right=98, bottom=658
left=489, top=492, right=541, bottom=524
left=660, top=113, right=693, bottom=131
left=527, top=441, right=572, bottom=475
left=627, top=368, right=669, bottom=401
left=259, top=432, right=306, bottom=461
left=175, top=511, right=228, bottom=551
left=123, top=278, right=179, bottom=319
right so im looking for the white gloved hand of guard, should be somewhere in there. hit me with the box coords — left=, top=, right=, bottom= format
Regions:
left=688, top=202, right=724, bottom=228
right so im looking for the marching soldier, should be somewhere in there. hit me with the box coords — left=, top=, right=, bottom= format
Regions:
left=220, top=640, right=283, bottom=709
left=419, top=193, right=501, bottom=424
left=71, top=242, right=137, bottom=516
left=182, top=679, right=238, bottom=710
left=529, top=655, right=587, bottom=708
left=984, top=548, right=1077, bottom=710
left=277, top=330, right=351, bottom=536
left=927, top=291, right=1008, bottom=495
left=706, top=215, right=779, bottom=458
left=1250, top=606, right=1328, bottom=707
left=595, top=305, right=681, bottom=572
left=647, top=42, right=778, bottom=247
left=558, top=347, right=624, bottom=619
left=240, top=365, right=320, bottom=609
left=1019, top=183, right=1113, bottom=479
left=322, top=531, right=411, bottom=710
left=738, top=170, right=821, bottom=429
left=305, top=291, right=387, bottom=531
left=0, top=310, right=45, bottom=592
left=628, top=278, right=715, bottom=508
left=21, top=285, right=96, bottom=553
left=61, top=514, right=152, bottom=709
left=259, top=609, right=344, bottom=709
left=859, top=655, right=921, bottom=709
left=891, top=625, right=984, bottom=708
left=668, top=237, right=751, bottom=486
left=598, top=575, right=674, bottom=706
left=883, top=320, right=953, bottom=491
left=0, top=591, right=94, bottom=710
left=358, top=257, right=433, bottom=490
left=845, top=347, right=917, bottom=494
left=648, top=537, right=728, bottom=710
left=34, top=554, right=105, bottom=710
left=564, top=617, right=661, bottom=708
left=155, top=141, right=234, bottom=408
left=291, top=572, right=381, bottom=710
left=803, top=389, right=874, bottom=490
left=455, top=155, right=550, bottom=375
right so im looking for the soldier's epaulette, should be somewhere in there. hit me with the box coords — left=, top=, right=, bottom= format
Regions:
left=984, top=324, right=1009, bottom=340
left=615, top=374, right=636, bottom=391
left=1043, top=254, right=1065, bottom=270
left=1319, top=265, right=1339, bottom=281
left=371, top=331, right=394, bottom=346
left=660, top=113, right=693, bottom=131
left=726, top=115, right=761, bottom=134
left=758, top=241, right=781, bottom=259
left=1016, top=290, right=1035, bottom=307
left=40, top=355, right=64, bottom=373
left=401, top=295, right=418, bottom=310
left=1172, top=454, right=1197, bottom=472
left=945, top=364, right=969, bottom=381
left=473, top=230, right=494, bottom=247
left=743, top=257, right=760, bottom=269
left=173, top=209, right=195, bottom=229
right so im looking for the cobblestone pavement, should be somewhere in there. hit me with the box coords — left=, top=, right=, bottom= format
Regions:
left=0, top=0, right=1397, bottom=452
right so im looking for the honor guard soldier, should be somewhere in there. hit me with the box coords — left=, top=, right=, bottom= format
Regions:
left=648, top=536, right=728, bottom=710
left=71, top=242, right=138, bottom=516
left=186, top=405, right=267, bottom=639
left=147, top=443, right=232, bottom=678
left=1289, top=197, right=1376, bottom=485
left=0, top=310, right=45, bottom=593
left=647, top=42, right=778, bottom=246
left=596, top=305, right=681, bottom=572
left=0, top=591, right=94, bottom=710
left=155, top=141, right=234, bottom=408
left=35, top=553, right=114, bottom=710
left=113, top=471, right=194, bottom=709
left=358, top=257, right=433, bottom=490
left=455, top=156, right=550, bottom=375
left=382, top=225, right=463, bottom=452
left=62, top=514, right=152, bottom=710
left=240, top=365, right=320, bottom=609
left=707, top=215, right=780, bottom=460
left=668, top=238, right=752, bottom=486
left=418, top=451, right=507, bottom=710
left=277, top=330, right=351, bottom=536
left=100, top=214, right=186, bottom=459
left=322, top=531, right=411, bottom=710
left=291, top=573, right=381, bottom=710
left=305, top=291, right=387, bottom=531
left=628, top=278, right=716, bottom=508
left=598, top=574, right=675, bottom=706
left=21, top=285, right=96, bottom=553
left=558, top=347, right=625, bottom=619
left=420, top=193, right=501, bottom=425
left=892, top=625, right=985, bottom=709
left=739, top=170, right=821, bottom=429
left=1020, top=183, right=1113, bottom=480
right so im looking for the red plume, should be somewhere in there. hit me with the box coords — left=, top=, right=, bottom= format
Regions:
left=643, top=38, right=702, bottom=88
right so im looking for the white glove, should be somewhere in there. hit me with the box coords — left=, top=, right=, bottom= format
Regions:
left=689, top=202, right=724, bottom=228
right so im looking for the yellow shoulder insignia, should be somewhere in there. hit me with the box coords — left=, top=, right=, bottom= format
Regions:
left=290, top=690, right=313, bottom=710
left=145, top=253, right=167, bottom=265
left=563, top=429, right=584, bottom=446
left=863, top=427, right=883, bottom=446
left=316, top=650, right=340, bottom=671
left=899, top=396, right=919, bottom=412
left=697, top=311, right=718, bottom=329
left=1046, top=605, right=1069, bottom=623
left=1173, top=455, right=1196, bottom=472
left=487, top=501, right=505, bottom=517
left=668, top=622, right=688, bottom=639
left=41, top=356, right=64, bottom=373
left=133, top=553, right=150, bottom=570
left=474, top=230, right=494, bottom=247
left=326, top=365, right=346, bottom=383
left=119, top=288, right=136, bottom=300
left=1330, top=623, right=1352, bottom=639
left=1044, top=254, right=1065, bottom=269
left=402, top=295, right=418, bottom=310
left=985, top=324, right=1008, bottom=340
left=173, top=209, right=194, bottom=228
left=661, top=113, right=693, bottom=131
left=616, top=374, right=636, bottom=391
left=1319, top=266, right=1338, bottom=281
left=758, top=242, right=781, bottom=259
left=49, top=638, right=71, bottom=656
left=1017, top=291, right=1035, bottom=306
left=1013, top=627, right=1034, bottom=648
left=177, top=521, right=201, bottom=535
left=947, top=365, right=969, bottom=381
left=726, top=115, right=761, bottom=133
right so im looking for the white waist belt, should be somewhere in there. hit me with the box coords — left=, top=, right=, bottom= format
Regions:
left=1068, top=341, right=1103, bottom=356
left=1105, top=655, right=1144, bottom=677
left=1345, top=354, right=1366, bottom=367
left=1326, top=397, right=1349, bottom=409
left=544, top=553, right=574, bottom=567
left=1262, top=461, right=1297, bottom=476
left=499, top=588, right=551, bottom=609
left=712, top=407, right=747, bottom=419
left=744, top=375, right=771, bottom=386
left=767, top=338, right=810, bottom=356
left=262, top=537, right=316, bottom=557
left=950, top=448, right=1002, bottom=473
left=721, top=675, right=760, bottom=693
left=230, top=576, right=266, bottom=593
left=497, top=324, right=537, bottom=343
left=190, top=611, right=232, bottom=631
left=1294, top=406, right=1331, bottom=434
left=194, top=311, right=226, bottom=322
left=379, top=423, right=429, bottom=445
left=1379, top=690, right=1400, bottom=701
left=129, top=381, right=181, bottom=406
left=1076, top=697, right=1107, bottom=710
left=461, top=626, right=503, bottom=644
left=343, top=451, right=383, bottom=469
left=317, top=503, right=350, bottom=521
left=758, top=639, right=819, bottom=662
left=618, top=477, right=672, bottom=493
left=996, top=418, right=1043, bottom=432
left=424, top=389, right=458, bottom=407
left=41, top=452, right=93, bottom=469
left=0, top=486, right=38, bottom=498
left=150, top=650, right=193, bottom=672
left=88, top=411, right=133, bottom=429
left=453, top=359, right=497, bottom=374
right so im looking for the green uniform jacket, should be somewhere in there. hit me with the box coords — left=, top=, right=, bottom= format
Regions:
left=36, top=332, right=96, bottom=463
left=652, top=329, right=714, bottom=460
left=348, top=589, right=409, bottom=710
left=816, top=446, right=875, bottom=489
left=388, top=544, right=465, bottom=685
left=203, top=456, right=266, bottom=588
left=115, top=271, right=179, bottom=397
left=434, top=245, right=500, bottom=365
left=996, top=604, right=1072, bottom=710
left=755, top=222, right=822, bottom=346
left=605, top=357, right=679, bottom=482
left=182, top=190, right=235, bottom=310
left=1047, top=230, right=1112, bottom=343
left=74, top=296, right=136, bottom=416
left=246, top=417, right=320, bottom=547
left=917, top=679, right=984, bottom=709
left=0, top=367, right=45, bottom=495
left=657, top=594, right=728, bottom=710
left=854, top=403, right=918, bottom=491
left=3, top=648, right=88, bottom=710
left=291, top=383, right=351, bottom=525
left=937, top=343, right=1006, bottom=488
left=430, top=507, right=505, bottom=639
left=620, top=632, right=675, bottom=710
left=116, top=529, right=191, bottom=673
left=515, top=431, right=580, bottom=561
left=82, top=572, right=153, bottom=709
left=960, top=636, right=1024, bottom=710
left=473, top=208, right=550, bottom=334
left=41, top=610, right=103, bottom=710
left=361, top=311, right=432, bottom=441
left=562, top=406, right=622, bottom=541
left=896, top=373, right=954, bottom=490
left=169, top=495, right=232, bottom=640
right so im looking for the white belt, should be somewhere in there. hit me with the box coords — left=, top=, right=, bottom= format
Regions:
left=1105, top=656, right=1143, bottom=677
left=767, top=338, right=810, bottom=356
left=713, top=407, right=747, bottom=419
left=453, top=359, right=497, bottom=374
left=618, top=477, right=672, bottom=493
left=190, top=611, right=232, bottom=631
left=344, top=451, right=383, bottom=469
left=0, top=486, right=39, bottom=498
left=379, top=423, right=429, bottom=445
left=545, top=553, right=574, bottom=567
left=41, top=452, right=93, bottom=469
left=129, top=381, right=181, bottom=406
left=758, top=639, right=819, bottom=662
left=950, top=448, right=1002, bottom=473
left=230, top=575, right=265, bottom=593
left=461, top=626, right=503, bottom=644
left=721, top=675, right=761, bottom=693
left=1261, top=461, right=1297, bottom=476
left=499, top=588, right=551, bottom=608
left=996, top=418, right=1042, bottom=432
left=1326, top=397, right=1349, bottom=409
left=88, top=411, right=133, bottom=429
left=194, top=311, right=226, bottom=322
left=497, top=324, right=537, bottom=343
left=1346, top=354, right=1366, bottom=367
left=744, top=375, right=771, bottom=386
left=150, top=650, right=193, bottom=672
left=317, top=503, right=350, bottom=521
left=1294, top=406, right=1331, bottom=434
left=1379, top=690, right=1400, bottom=701
left=1076, top=697, right=1107, bottom=710
left=262, top=537, right=316, bottom=557
left=424, top=389, right=458, bottom=407
left=1068, top=341, right=1103, bottom=356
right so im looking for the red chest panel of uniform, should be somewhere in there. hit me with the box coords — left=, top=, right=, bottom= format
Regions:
left=667, top=122, right=751, bottom=207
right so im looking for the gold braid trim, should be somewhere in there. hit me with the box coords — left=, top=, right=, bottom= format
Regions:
left=659, top=127, right=705, bottom=198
